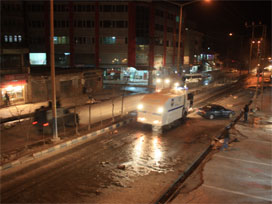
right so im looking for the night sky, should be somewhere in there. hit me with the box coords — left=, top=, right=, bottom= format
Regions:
left=182, top=0, right=271, bottom=59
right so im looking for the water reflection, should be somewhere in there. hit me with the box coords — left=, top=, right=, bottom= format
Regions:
left=134, top=135, right=144, bottom=157
left=131, top=133, right=165, bottom=170
left=152, top=136, right=162, bottom=165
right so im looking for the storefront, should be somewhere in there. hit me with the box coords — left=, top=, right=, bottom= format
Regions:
left=1, top=74, right=27, bottom=105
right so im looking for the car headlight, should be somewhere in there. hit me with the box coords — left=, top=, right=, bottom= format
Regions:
left=137, top=104, right=143, bottom=110
left=157, top=107, right=164, bottom=113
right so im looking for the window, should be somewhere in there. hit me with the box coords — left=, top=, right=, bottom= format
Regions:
left=78, top=20, right=82, bottom=27
left=61, top=20, right=65, bottom=27
left=54, top=36, right=69, bottom=44
left=102, top=36, right=116, bottom=44
left=103, top=5, right=112, bottom=12
left=86, top=5, right=91, bottom=12
left=103, top=20, right=112, bottom=28
left=77, top=5, right=82, bottom=12
left=167, top=27, right=173, bottom=33
left=155, top=24, right=163, bottom=32
left=9, top=36, right=13, bottom=42
left=155, top=9, right=163, bottom=17
left=4, top=35, right=8, bottom=42
left=116, top=21, right=127, bottom=28
left=155, top=38, right=163, bottom=46
left=168, top=13, right=174, bottom=21
left=116, top=5, right=127, bottom=12
left=14, top=35, right=18, bottom=42
left=87, top=21, right=91, bottom=27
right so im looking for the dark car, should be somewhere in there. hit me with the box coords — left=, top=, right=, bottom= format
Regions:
left=197, top=104, right=235, bottom=120
left=33, top=106, right=79, bottom=134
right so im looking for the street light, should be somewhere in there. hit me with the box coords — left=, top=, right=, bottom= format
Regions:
left=50, top=0, right=59, bottom=141
left=164, top=0, right=210, bottom=75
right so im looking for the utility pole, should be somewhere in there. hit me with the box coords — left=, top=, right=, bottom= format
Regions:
left=260, top=25, right=267, bottom=110
left=248, top=22, right=255, bottom=74
left=252, top=23, right=266, bottom=111
left=164, top=0, right=209, bottom=76
left=50, top=0, right=59, bottom=141
left=177, top=6, right=182, bottom=75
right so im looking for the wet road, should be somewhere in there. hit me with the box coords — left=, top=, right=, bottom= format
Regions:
left=1, top=113, right=236, bottom=203
left=1, top=80, right=254, bottom=203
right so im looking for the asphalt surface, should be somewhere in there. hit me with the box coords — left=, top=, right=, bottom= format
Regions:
left=172, top=86, right=272, bottom=204
left=0, top=80, right=255, bottom=203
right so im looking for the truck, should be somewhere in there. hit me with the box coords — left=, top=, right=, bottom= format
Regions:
left=137, top=87, right=193, bottom=131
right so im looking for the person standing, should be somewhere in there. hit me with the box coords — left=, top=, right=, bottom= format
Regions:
left=4, top=92, right=10, bottom=106
left=220, top=126, right=230, bottom=151
left=243, top=104, right=249, bottom=122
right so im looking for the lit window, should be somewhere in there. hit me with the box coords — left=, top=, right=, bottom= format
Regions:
left=4, top=35, right=8, bottom=42
left=14, top=35, right=18, bottom=42
left=18, top=35, right=22, bottom=42
left=9, top=35, right=13, bottom=42
left=103, top=36, right=116, bottom=44
left=54, top=36, right=58, bottom=44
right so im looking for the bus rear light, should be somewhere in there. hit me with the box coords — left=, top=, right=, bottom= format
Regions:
left=32, top=121, right=38, bottom=125
left=43, top=123, right=49, bottom=127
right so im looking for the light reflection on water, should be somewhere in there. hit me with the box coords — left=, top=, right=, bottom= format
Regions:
left=131, top=133, right=164, bottom=171
left=153, top=136, right=162, bottom=165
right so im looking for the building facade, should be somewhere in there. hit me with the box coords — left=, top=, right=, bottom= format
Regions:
left=1, top=0, right=217, bottom=105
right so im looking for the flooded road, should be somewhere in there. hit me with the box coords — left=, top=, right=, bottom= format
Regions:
left=1, top=81, right=256, bottom=203
left=1, top=115, right=230, bottom=203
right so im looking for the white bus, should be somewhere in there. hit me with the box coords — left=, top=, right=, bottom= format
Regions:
left=137, top=87, right=193, bottom=131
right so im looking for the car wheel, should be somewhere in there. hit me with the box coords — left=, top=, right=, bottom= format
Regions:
left=209, top=114, right=215, bottom=120
left=228, top=113, right=233, bottom=118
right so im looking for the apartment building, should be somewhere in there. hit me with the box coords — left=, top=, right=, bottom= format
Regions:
left=1, top=0, right=214, bottom=105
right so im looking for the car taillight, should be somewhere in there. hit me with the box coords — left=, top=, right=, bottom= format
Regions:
left=32, top=121, right=38, bottom=125
left=43, top=123, right=49, bottom=127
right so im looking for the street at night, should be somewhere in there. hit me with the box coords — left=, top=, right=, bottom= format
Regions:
left=1, top=0, right=271, bottom=203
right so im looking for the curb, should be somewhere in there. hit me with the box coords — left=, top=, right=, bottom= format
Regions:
left=0, top=117, right=135, bottom=172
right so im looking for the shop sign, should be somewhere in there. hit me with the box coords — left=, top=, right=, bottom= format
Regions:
left=1, top=80, right=26, bottom=88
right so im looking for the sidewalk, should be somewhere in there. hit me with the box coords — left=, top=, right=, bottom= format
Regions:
left=0, top=89, right=121, bottom=121
left=172, top=87, right=272, bottom=203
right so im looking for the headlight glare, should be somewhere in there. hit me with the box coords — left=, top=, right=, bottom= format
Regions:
left=158, top=107, right=164, bottom=113
left=137, top=104, right=143, bottom=110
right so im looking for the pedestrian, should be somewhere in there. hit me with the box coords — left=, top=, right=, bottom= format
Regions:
left=243, top=104, right=249, bottom=122
left=220, top=126, right=230, bottom=151
left=4, top=92, right=10, bottom=106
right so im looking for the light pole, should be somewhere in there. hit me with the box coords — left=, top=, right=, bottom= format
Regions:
left=164, top=0, right=210, bottom=75
left=227, top=32, right=233, bottom=69
left=50, top=0, right=59, bottom=141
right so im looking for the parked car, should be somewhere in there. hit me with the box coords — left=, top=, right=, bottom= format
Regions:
left=33, top=106, right=79, bottom=134
left=197, top=104, right=235, bottom=120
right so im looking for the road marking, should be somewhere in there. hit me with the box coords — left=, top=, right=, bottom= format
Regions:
left=203, top=184, right=272, bottom=202
left=214, top=154, right=272, bottom=167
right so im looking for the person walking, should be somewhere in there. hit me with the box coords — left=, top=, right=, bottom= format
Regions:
left=243, top=104, right=249, bottom=122
left=220, top=126, right=230, bottom=151
left=4, top=92, right=10, bottom=106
